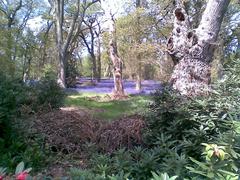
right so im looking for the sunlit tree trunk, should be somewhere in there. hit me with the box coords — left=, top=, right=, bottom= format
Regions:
left=136, top=59, right=142, bottom=91
left=109, top=15, right=125, bottom=96
left=54, top=0, right=66, bottom=88
left=23, top=57, right=31, bottom=83
left=135, top=0, right=143, bottom=91
left=96, top=33, right=101, bottom=82
left=95, top=20, right=102, bottom=82
left=167, top=0, right=230, bottom=96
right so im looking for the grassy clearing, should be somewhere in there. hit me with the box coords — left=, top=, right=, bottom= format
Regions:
left=64, top=92, right=152, bottom=121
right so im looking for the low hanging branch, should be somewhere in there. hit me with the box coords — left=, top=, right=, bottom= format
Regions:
left=167, top=0, right=230, bottom=96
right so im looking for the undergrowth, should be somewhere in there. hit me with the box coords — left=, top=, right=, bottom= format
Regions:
left=62, top=56, right=240, bottom=179
left=0, top=71, right=64, bottom=171
left=1, top=56, right=240, bottom=179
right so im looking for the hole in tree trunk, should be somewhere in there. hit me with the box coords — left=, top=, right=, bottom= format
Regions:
left=192, top=35, right=198, bottom=45
left=175, top=8, right=185, bottom=21
left=167, top=37, right=173, bottom=50
left=187, top=32, right=193, bottom=39
left=176, top=27, right=181, bottom=33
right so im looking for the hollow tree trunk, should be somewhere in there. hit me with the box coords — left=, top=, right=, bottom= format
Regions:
left=167, top=0, right=230, bottom=96
left=109, top=16, right=125, bottom=96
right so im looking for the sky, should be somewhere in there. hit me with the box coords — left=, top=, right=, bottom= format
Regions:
left=27, top=0, right=126, bottom=31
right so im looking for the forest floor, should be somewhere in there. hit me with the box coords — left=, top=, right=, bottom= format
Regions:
left=31, top=78, right=161, bottom=177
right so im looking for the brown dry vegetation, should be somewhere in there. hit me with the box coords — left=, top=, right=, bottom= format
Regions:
left=33, top=107, right=145, bottom=154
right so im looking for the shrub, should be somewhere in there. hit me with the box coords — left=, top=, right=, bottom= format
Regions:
left=186, top=143, right=239, bottom=179
left=34, top=77, right=65, bottom=109
left=142, top=57, right=240, bottom=177
left=0, top=72, right=58, bottom=171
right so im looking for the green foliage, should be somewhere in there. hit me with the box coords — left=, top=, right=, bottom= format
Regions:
left=143, top=56, right=240, bottom=177
left=0, top=71, right=60, bottom=171
left=0, top=161, right=34, bottom=179
left=69, top=168, right=105, bottom=180
left=86, top=147, right=176, bottom=180
left=81, top=55, right=94, bottom=77
left=151, top=172, right=178, bottom=180
left=186, top=143, right=239, bottom=179
left=66, top=58, right=79, bottom=88
left=15, top=161, right=32, bottom=175
left=34, top=76, right=65, bottom=109
left=144, top=82, right=239, bottom=156
left=0, top=129, right=48, bottom=171
left=0, top=167, right=7, bottom=177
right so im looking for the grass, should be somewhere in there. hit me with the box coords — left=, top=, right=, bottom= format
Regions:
left=64, top=92, right=152, bottom=121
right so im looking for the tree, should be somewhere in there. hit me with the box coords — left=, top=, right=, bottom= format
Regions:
left=51, top=0, right=100, bottom=88
left=116, top=1, right=161, bottom=83
left=0, top=0, right=36, bottom=76
left=94, top=18, right=103, bottom=82
left=109, top=14, right=125, bottom=97
left=80, top=18, right=97, bottom=81
left=167, top=0, right=230, bottom=96
left=135, top=0, right=143, bottom=90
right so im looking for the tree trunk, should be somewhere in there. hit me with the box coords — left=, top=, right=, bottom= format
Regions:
left=96, top=33, right=101, bottom=82
left=53, top=0, right=85, bottom=88
left=135, top=0, right=144, bottom=90
left=136, top=73, right=142, bottom=91
left=109, top=16, right=125, bottom=96
left=167, top=0, right=230, bottom=96
left=54, top=0, right=66, bottom=88
left=104, top=63, right=111, bottom=78
left=91, top=53, right=97, bottom=81
left=23, top=56, right=31, bottom=83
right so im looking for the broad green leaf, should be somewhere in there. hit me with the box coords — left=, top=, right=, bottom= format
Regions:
left=15, top=161, right=25, bottom=175
left=189, top=157, right=209, bottom=170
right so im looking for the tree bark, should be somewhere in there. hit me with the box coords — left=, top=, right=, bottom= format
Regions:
left=52, top=0, right=99, bottom=88
left=167, top=0, right=230, bottom=96
left=96, top=33, right=101, bottom=82
left=95, top=20, right=102, bottom=82
left=90, top=53, right=97, bottom=81
left=135, top=0, right=143, bottom=90
left=54, top=0, right=66, bottom=88
left=109, top=15, right=125, bottom=96
left=80, top=19, right=98, bottom=81
left=136, top=73, right=142, bottom=91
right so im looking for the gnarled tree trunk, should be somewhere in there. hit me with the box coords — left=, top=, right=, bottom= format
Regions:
left=109, top=15, right=125, bottom=97
left=167, top=0, right=230, bottom=96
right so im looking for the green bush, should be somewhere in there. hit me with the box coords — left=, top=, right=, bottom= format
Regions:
left=187, top=143, right=239, bottom=179
left=0, top=72, right=59, bottom=171
left=34, top=77, right=65, bottom=109
left=142, top=57, right=240, bottom=177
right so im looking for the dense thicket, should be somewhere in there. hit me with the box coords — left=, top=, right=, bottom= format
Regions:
left=0, top=72, right=65, bottom=170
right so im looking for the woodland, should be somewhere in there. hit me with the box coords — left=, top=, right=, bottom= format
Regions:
left=0, top=0, right=240, bottom=179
